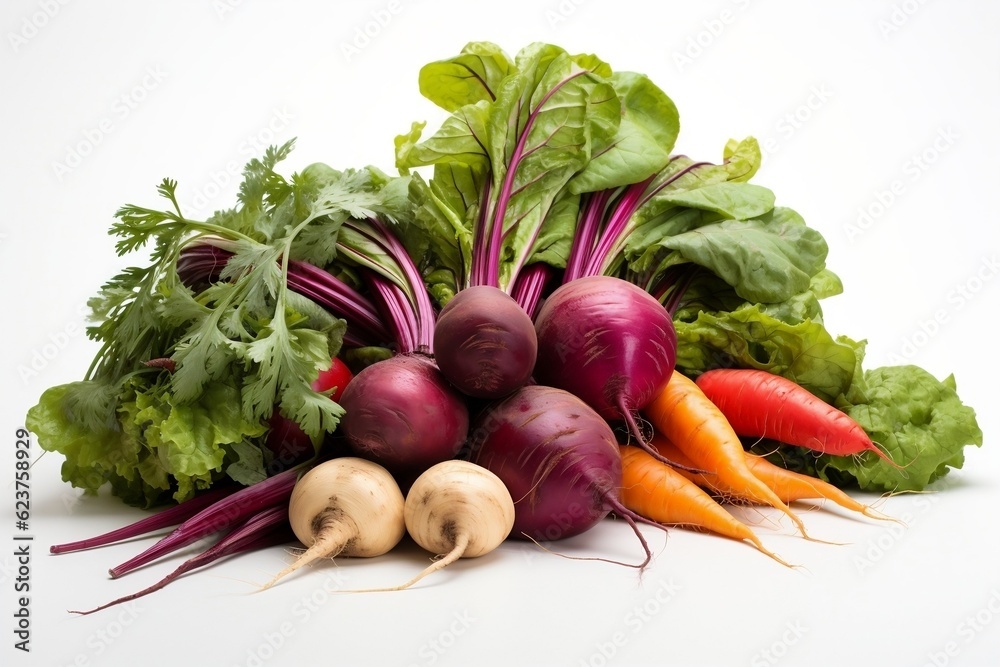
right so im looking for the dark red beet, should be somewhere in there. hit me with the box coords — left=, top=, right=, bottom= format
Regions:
left=533, top=275, right=679, bottom=463
left=469, top=384, right=657, bottom=567
left=338, top=354, right=469, bottom=477
left=433, top=285, right=537, bottom=399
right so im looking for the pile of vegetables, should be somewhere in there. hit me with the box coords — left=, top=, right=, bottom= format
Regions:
left=26, top=41, right=982, bottom=612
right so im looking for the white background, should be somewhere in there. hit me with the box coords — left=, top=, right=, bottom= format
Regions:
left=2, top=1, right=998, bottom=666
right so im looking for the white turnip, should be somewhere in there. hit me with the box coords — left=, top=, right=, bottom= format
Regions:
left=358, top=460, right=515, bottom=591
left=261, top=457, right=405, bottom=589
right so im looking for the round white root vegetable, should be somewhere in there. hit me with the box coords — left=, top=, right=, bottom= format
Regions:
left=261, top=457, right=405, bottom=589
left=379, top=459, right=515, bottom=591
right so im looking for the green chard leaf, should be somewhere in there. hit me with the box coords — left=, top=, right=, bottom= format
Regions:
left=658, top=207, right=829, bottom=303
left=568, top=71, right=680, bottom=194
left=402, top=169, right=477, bottom=281
left=721, top=136, right=764, bottom=182
left=418, top=41, right=514, bottom=112
left=400, top=42, right=627, bottom=289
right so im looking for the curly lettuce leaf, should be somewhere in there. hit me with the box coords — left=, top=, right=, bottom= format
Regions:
left=674, top=303, right=861, bottom=403
left=26, top=382, right=138, bottom=496
left=26, top=378, right=270, bottom=506
left=821, top=367, right=982, bottom=492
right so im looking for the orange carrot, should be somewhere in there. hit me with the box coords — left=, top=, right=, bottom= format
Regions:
left=650, top=433, right=896, bottom=522
left=643, top=371, right=812, bottom=539
left=694, top=368, right=903, bottom=469
left=742, top=454, right=898, bottom=522
left=619, top=445, right=792, bottom=566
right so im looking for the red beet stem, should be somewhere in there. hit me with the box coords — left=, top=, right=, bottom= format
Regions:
left=70, top=505, right=292, bottom=615
left=50, top=486, right=237, bottom=555
left=108, top=467, right=301, bottom=579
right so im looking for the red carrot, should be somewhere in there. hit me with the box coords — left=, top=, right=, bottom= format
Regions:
left=694, top=368, right=903, bottom=468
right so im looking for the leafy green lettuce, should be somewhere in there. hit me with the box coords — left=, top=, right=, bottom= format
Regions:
left=26, top=379, right=269, bottom=506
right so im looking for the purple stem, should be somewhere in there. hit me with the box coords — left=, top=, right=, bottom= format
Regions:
left=339, top=218, right=437, bottom=355
left=652, top=265, right=702, bottom=318
left=367, top=275, right=417, bottom=355
left=50, top=485, right=237, bottom=555
left=108, top=467, right=300, bottom=579
left=582, top=178, right=653, bottom=278
left=176, top=244, right=389, bottom=347
left=510, top=263, right=554, bottom=320
left=473, top=71, right=590, bottom=290
left=175, top=244, right=231, bottom=286
left=286, top=259, right=390, bottom=343
left=70, top=505, right=293, bottom=615
left=563, top=190, right=614, bottom=283
left=363, top=218, right=437, bottom=352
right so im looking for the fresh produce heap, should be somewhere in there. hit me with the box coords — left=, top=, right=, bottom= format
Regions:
left=26, top=42, right=982, bottom=612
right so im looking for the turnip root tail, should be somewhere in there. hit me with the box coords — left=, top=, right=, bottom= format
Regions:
left=260, top=520, right=354, bottom=590
left=259, top=458, right=407, bottom=591
left=387, top=533, right=470, bottom=591
left=343, top=460, right=515, bottom=593
left=340, top=533, right=472, bottom=594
